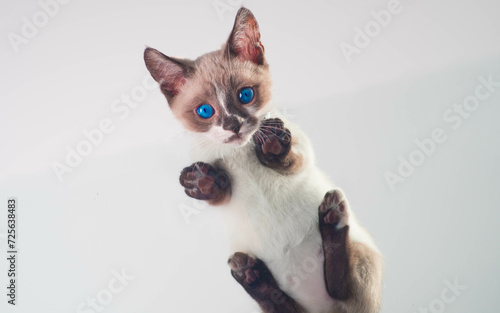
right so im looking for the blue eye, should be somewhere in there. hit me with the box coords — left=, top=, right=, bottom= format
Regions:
left=238, top=87, right=254, bottom=104
left=196, top=104, right=214, bottom=119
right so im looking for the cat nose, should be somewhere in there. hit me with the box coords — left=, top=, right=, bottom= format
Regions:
left=222, top=116, right=241, bottom=134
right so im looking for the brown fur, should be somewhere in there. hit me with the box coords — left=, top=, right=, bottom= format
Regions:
left=144, top=8, right=272, bottom=135
left=145, top=7, right=383, bottom=313
left=319, top=190, right=384, bottom=313
left=275, top=136, right=304, bottom=175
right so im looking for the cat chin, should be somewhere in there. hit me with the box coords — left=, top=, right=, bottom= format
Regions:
left=223, top=125, right=259, bottom=146
left=223, top=134, right=251, bottom=145
left=224, top=137, right=246, bottom=145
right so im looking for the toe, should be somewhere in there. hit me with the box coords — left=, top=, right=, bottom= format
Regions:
left=244, top=268, right=259, bottom=284
left=280, top=129, right=291, bottom=144
left=323, top=209, right=341, bottom=225
left=182, top=179, right=194, bottom=188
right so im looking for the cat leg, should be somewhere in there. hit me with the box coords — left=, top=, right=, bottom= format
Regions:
left=318, top=190, right=351, bottom=300
left=253, top=118, right=302, bottom=174
left=229, top=252, right=303, bottom=313
left=179, top=162, right=231, bottom=205
left=318, top=190, right=383, bottom=313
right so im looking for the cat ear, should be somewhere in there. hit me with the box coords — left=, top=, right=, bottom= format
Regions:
left=225, top=7, right=265, bottom=65
left=144, top=47, right=192, bottom=99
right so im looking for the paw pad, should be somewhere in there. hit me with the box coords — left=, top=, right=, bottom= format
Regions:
left=319, top=190, right=349, bottom=228
left=253, top=118, right=292, bottom=168
left=179, top=162, right=229, bottom=201
left=228, top=252, right=260, bottom=285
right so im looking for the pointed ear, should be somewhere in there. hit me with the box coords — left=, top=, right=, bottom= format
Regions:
left=144, top=47, right=192, bottom=100
left=225, top=7, right=265, bottom=65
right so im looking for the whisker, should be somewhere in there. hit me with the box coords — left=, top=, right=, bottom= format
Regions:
left=255, top=130, right=266, bottom=144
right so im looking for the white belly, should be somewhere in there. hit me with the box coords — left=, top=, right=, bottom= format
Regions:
left=219, top=147, right=337, bottom=313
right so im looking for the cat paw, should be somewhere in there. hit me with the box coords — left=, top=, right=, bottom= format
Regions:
left=228, top=252, right=261, bottom=286
left=179, top=162, right=230, bottom=203
left=253, top=118, right=292, bottom=169
left=319, top=190, right=349, bottom=230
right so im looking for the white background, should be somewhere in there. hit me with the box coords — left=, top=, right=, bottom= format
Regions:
left=1, top=0, right=500, bottom=312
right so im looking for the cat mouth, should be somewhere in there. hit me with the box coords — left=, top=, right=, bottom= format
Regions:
left=224, top=133, right=248, bottom=145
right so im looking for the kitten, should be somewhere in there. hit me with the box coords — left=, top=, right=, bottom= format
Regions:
left=144, top=7, right=384, bottom=313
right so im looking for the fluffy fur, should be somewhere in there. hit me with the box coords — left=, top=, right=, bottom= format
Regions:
left=144, top=7, right=383, bottom=313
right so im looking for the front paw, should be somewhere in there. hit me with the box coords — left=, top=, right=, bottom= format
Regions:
left=179, top=162, right=230, bottom=203
left=253, top=118, right=292, bottom=169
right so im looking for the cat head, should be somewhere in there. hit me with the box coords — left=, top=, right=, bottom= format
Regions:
left=144, top=8, right=272, bottom=147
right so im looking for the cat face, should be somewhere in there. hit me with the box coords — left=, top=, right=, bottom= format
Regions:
left=144, top=8, right=272, bottom=146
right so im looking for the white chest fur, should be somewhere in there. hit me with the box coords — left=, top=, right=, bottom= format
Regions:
left=192, top=117, right=374, bottom=313
left=221, top=148, right=336, bottom=312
